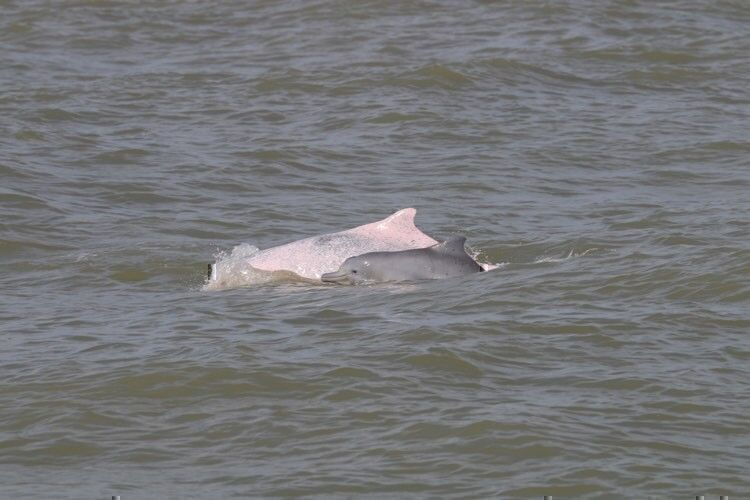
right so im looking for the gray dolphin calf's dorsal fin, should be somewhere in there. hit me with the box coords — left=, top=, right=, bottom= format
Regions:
left=433, top=236, right=468, bottom=256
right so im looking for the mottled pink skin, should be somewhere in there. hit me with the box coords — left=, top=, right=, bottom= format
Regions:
left=246, top=208, right=438, bottom=280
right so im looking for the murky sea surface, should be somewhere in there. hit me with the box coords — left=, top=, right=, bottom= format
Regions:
left=2, top=0, right=749, bottom=497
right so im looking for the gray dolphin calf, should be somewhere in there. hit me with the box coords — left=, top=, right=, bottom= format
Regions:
left=321, top=236, right=484, bottom=284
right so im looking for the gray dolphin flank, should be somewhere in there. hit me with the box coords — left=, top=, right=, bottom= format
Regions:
left=321, top=236, right=484, bottom=285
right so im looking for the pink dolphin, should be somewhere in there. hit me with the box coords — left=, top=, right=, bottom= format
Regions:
left=206, top=208, right=439, bottom=289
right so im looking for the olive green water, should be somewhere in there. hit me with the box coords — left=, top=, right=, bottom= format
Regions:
left=1, top=1, right=749, bottom=498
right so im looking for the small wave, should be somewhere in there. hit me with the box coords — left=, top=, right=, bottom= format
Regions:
left=379, top=63, right=474, bottom=90
left=75, top=252, right=97, bottom=263
left=36, top=107, right=80, bottom=122
left=535, top=247, right=599, bottom=264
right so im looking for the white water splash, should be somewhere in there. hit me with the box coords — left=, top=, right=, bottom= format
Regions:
left=203, top=243, right=272, bottom=291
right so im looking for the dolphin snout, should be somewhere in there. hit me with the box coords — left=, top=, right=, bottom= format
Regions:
left=321, top=270, right=350, bottom=284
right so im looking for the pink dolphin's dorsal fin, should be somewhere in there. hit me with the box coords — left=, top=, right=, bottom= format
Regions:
left=376, top=207, right=417, bottom=230
left=364, top=208, right=437, bottom=247
left=334, top=207, right=436, bottom=249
